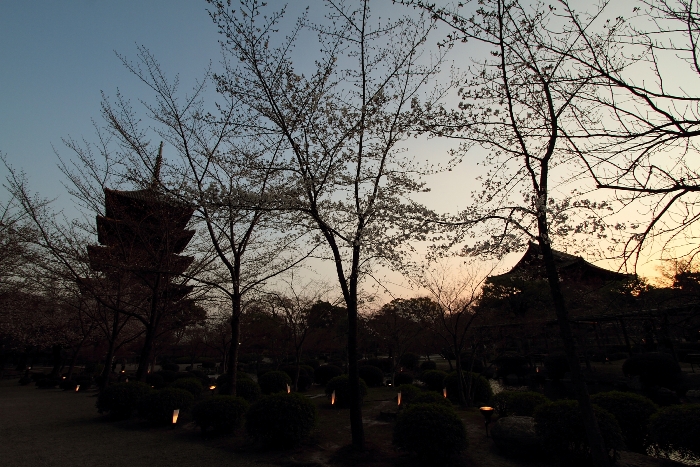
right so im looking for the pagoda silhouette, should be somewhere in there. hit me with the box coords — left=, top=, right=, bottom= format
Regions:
left=87, top=143, right=195, bottom=380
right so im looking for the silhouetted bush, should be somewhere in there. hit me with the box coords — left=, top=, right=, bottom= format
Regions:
left=400, top=352, right=420, bottom=370
left=590, top=391, right=658, bottom=453
left=491, top=391, right=549, bottom=417
left=420, top=370, right=448, bottom=391
left=444, top=371, right=492, bottom=404
left=170, top=377, right=204, bottom=398
left=623, top=353, right=682, bottom=389
left=258, top=370, right=292, bottom=395
left=96, top=382, right=152, bottom=420
left=140, top=387, right=194, bottom=425
left=192, top=395, right=248, bottom=434
left=314, top=364, right=343, bottom=386
left=394, top=372, right=414, bottom=386
left=359, top=365, right=384, bottom=387
left=325, top=375, right=368, bottom=408
left=394, top=403, right=467, bottom=463
left=495, top=354, right=530, bottom=378
left=246, top=393, right=317, bottom=447
left=649, top=404, right=700, bottom=461
left=419, top=360, right=437, bottom=371
left=534, top=400, right=624, bottom=462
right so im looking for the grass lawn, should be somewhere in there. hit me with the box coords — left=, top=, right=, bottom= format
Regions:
left=0, top=378, right=689, bottom=467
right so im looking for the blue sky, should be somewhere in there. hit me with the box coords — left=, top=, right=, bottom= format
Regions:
left=0, top=1, right=220, bottom=201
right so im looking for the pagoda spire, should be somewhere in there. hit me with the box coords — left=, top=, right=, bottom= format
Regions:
left=150, top=141, right=163, bottom=189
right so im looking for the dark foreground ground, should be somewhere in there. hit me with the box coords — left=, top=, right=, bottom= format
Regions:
left=0, top=379, right=690, bottom=467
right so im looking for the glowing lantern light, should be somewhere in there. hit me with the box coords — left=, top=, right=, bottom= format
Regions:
left=397, top=391, right=402, bottom=406
left=331, top=390, right=336, bottom=405
left=286, top=384, right=291, bottom=394
left=209, top=385, right=216, bottom=391
left=172, top=409, right=180, bottom=424
left=479, top=406, right=495, bottom=437
left=443, top=387, right=447, bottom=398
left=75, top=385, right=80, bottom=392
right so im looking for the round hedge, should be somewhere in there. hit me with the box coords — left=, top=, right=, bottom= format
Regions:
left=648, top=404, right=700, bottom=460
left=590, top=391, right=658, bottom=453
left=140, top=387, right=194, bottom=425
left=146, top=373, right=166, bottom=389
left=420, top=360, right=437, bottom=371
left=534, top=399, right=624, bottom=461
left=96, top=382, right=152, bottom=420
left=280, top=365, right=314, bottom=391
left=170, top=377, right=204, bottom=398
left=411, top=390, right=453, bottom=408
left=444, top=371, right=492, bottom=405
left=246, top=393, right=317, bottom=447
left=400, top=352, right=420, bottom=370
left=394, top=372, right=414, bottom=386
left=235, top=378, right=262, bottom=402
left=314, top=364, right=343, bottom=386
left=325, top=375, right=368, bottom=408
left=420, top=370, right=448, bottom=391
left=359, top=365, right=384, bottom=387
left=491, top=391, right=549, bottom=417
left=396, top=384, right=421, bottom=406
left=192, top=396, right=248, bottom=434
left=393, top=403, right=467, bottom=463
left=258, top=370, right=292, bottom=395
left=623, top=353, right=682, bottom=388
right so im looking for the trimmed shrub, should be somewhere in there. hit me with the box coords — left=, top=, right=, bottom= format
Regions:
left=400, top=352, right=420, bottom=370
left=396, top=384, right=421, bottom=406
left=495, top=354, right=530, bottom=378
left=394, top=372, right=414, bottom=386
left=444, top=371, right=492, bottom=404
left=420, top=360, right=437, bottom=371
left=170, top=377, right=204, bottom=398
left=236, top=378, right=262, bottom=402
left=393, top=403, right=467, bottom=463
left=359, top=365, right=384, bottom=387
left=460, top=353, right=485, bottom=373
left=534, top=400, right=624, bottom=461
left=543, top=353, right=569, bottom=380
left=246, top=393, right=317, bottom=447
left=146, top=373, right=166, bottom=389
left=420, top=370, right=448, bottom=391
left=192, top=396, right=248, bottom=434
left=258, top=370, right=292, bottom=395
left=590, top=391, right=658, bottom=453
left=623, top=353, right=681, bottom=388
left=187, top=370, right=210, bottom=385
left=314, top=364, right=343, bottom=386
left=140, top=387, right=194, bottom=425
left=96, top=382, right=152, bottom=420
left=491, top=391, right=549, bottom=417
left=157, top=370, right=179, bottom=383
left=280, top=365, right=313, bottom=391
left=325, top=375, right=368, bottom=408
left=161, top=362, right=180, bottom=372
left=363, top=358, right=393, bottom=373
left=648, top=404, right=700, bottom=461
left=412, top=390, right=453, bottom=408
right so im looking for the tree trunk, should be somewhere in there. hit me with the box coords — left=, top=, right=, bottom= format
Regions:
left=100, top=340, right=116, bottom=389
left=539, top=238, right=611, bottom=467
left=346, top=296, right=364, bottom=450
left=50, top=344, right=63, bottom=378
left=135, top=324, right=157, bottom=381
left=224, top=295, right=241, bottom=396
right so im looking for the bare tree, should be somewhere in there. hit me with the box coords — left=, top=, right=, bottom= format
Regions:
left=208, top=0, right=449, bottom=448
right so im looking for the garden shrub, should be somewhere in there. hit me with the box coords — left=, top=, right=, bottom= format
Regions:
left=394, top=372, right=414, bottom=386
left=419, top=360, right=437, bottom=371
left=191, top=396, right=248, bottom=434
left=146, top=373, right=166, bottom=389
left=396, top=384, right=421, bottom=406
left=75, top=375, right=92, bottom=391
left=420, top=370, right=448, bottom=391
left=543, top=353, right=569, bottom=380
left=59, top=378, right=79, bottom=391
left=590, top=391, right=658, bottom=453
left=460, top=353, right=485, bottom=373
left=359, top=365, right=384, bottom=387
left=444, top=371, right=492, bottom=404
left=187, top=370, right=210, bottom=385
left=534, top=400, right=624, bottom=461
left=491, top=390, right=549, bottom=417
left=393, top=403, right=467, bottom=463
left=495, top=354, right=530, bottom=378
left=363, top=358, right=392, bottom=373
left=314, top=364, right=343, bottom=386
left=623, top=353, right=681, bottom=388
left=96, top=381, right=152, bottom=420
left=304, top=359, right=320, bottom=370
left=170, top=377, right=204, bottom=398
left=236, top=378, right=262, bottom=402
left=161, top=361, right=180, bottom=372
left=258, top=370, right=292, bottom=395
left=400, top=352, right=420, bottom=370
left=412, top=390, right=453, bottom=408
left=157, top=370, right=179, bottom=383
left=280, top=365, right=313, bottom=391
left=246, top=392, right=317, bottom=447
left=140, top=387, right=194, bottom=425
left=35, top=377, right=60, bottom=389
left=648, top=404, right=700, bottom=461
left=325, top=375, right=368, bottom=408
